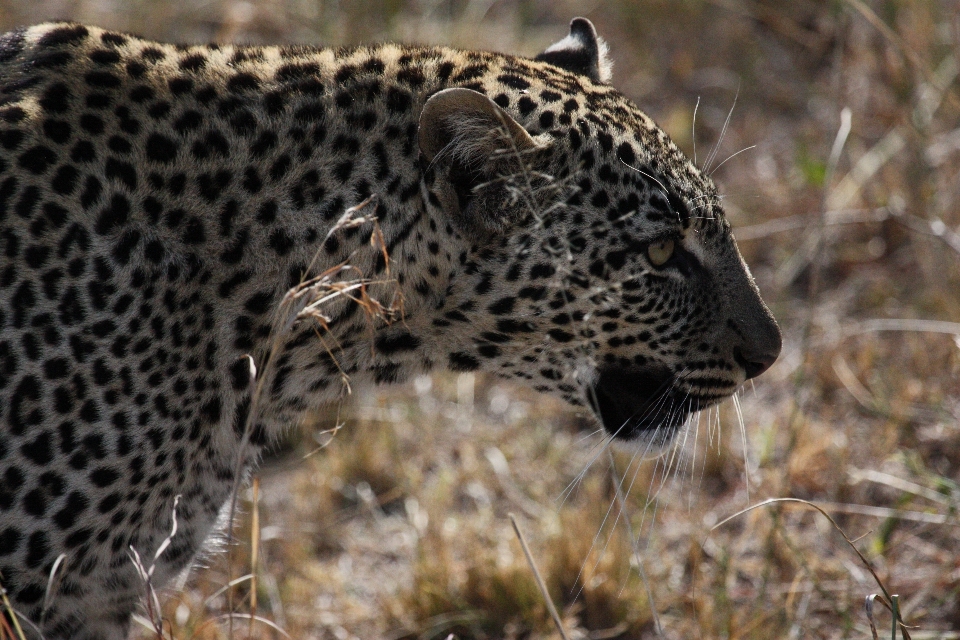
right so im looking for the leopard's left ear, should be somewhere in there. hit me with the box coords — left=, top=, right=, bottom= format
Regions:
left=535, top=17, right=612, bottom=84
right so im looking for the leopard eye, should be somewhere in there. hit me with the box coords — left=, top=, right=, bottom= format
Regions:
left=647, top=239, right=675, bottom=267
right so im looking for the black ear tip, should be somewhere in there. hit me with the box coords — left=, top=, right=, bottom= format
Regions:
left=536, top=17, right=610, bottom=84
left=569, top=17, right=599, bottom=45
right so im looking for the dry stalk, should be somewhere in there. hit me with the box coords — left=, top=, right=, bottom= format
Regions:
left=508, top=513, right=570, bottom=640
left=709, top=498, right=915, bottom=639
left=0, top=576, right=28, bottom=640
left=221, top=194, right=402, bottom=637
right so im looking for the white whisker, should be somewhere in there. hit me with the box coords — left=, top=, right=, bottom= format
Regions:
left=692, top=95, right=700, bottom=168
left=710, top=144, right=756, bottom=176
left=704, top=83, right=740, bottom=174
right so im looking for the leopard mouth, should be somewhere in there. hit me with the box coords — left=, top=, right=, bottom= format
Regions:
left=588, top=365, right=703, bottom=443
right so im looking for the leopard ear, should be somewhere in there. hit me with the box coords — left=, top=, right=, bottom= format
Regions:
left=418, top=87, right=537, bottom=164
left=418, top=88, right=542, bottom=235
left=535, top=17, right=612, bottom=84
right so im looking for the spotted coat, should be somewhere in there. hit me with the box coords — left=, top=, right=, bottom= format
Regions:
left=0, top=19, right=781, bottom=638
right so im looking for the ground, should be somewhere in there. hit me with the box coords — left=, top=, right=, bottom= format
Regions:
left=1, top=1, right=958, bottom=639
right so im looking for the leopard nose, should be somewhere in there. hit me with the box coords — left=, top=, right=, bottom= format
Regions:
left=733, top=323, right=782, bottom=380
left=734, top=347, right=775, bottom=379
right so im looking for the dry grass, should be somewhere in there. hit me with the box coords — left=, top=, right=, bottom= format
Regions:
left=3, top=1, right=960, bottom=639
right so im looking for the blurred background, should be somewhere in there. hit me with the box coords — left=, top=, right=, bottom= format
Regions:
left=3, top=1, right=958, bottom=638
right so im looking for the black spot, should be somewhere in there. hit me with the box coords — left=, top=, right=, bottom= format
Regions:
left=89, top=466, right=119, bottom=487
left=230, top=357, right=252, bottom=390
left=25, top=531, right=50, bottom=568
left=529, top=263, right=556, bottom=279
left=168, top=76, right=194, bottom=95
left=605, top=250, right=627, bottom=270
left=397, top=67, right=425, bottom=87
left=375, top=332, right=421, bottom=355
left=100, top=31, right=127, bottom=46
left=51, top=164, right=79, bottom=195
left=80, top=176, right=102, bottom=209
left=215, top=264, right=250, bottom=296
left=86, top=92, right=112, bottom=109
left=98, top=492, right=121, bottom=514
left=191, top=129, right=230, bottom=159
left=196, top=170, right=231, bottom=202
left=488, top=297, right=515, bottom=314
left=0, top=528, right=22, bottom=555
left=43, top=357, right=69, bottom=379
left=334, top=160, right=353, bottom=182
left=497, top=319, right=535, bottom=334
left=146, top=133, right=177, bottom=163
left=17, top=146, right=57, bottom=174
left=0, top=106, right=26, bottom=123
left=53, top=491, right=89, bottom=530
left=373, top=362, right=402, bottom=384
left=105, top=157, right=137, bottom=189
left=79, top=113, right=104, bottom=135
left=269, top=154, right=291, bottom=181
left=70, top=140, right=96, bottom=163
left=148, top=101, right=171, bottom=120
left=21, top=430, right=53, bottom=465
left=244, top=291, right=274, bottom=315
left=85, top=70, right=121, bottom=89
left=386, top=87, right=412, bottom=113
left=597, top=132, right=613, bottom=153
left=242, top=167, right=262, bottom=194
left=108, top=134, right=132, bottom=154
left=449, top=352, right=480, bottom=371
left=497, top=74, right=530, bottom=90
left=451, top=64, right=487, bottom=83
left=201, top=397, right=221, bottom=424
left=130, top=85, right=155, bottom=103
left=249, top=131, right=277, bottom=159
left=112, top=229, right=141, bottom=264
left=95, top=193, right=130, bottom=235
left=277, top=62, right=320, bottom=82
left=181, top=216, right=205, bottom=244
left=174, top=110, right=203, bottom=133
left=477, top=344, right=500, bottom=358
left=0, top=128, right=24, bottom=150
left=43, top=119, right=72, bottom=144
left=228, top=72, right=260, bottom=92
left=518, top=96, right=536, bottom=116
left=141, top=47, right=165, bottom=62
left=15, top=185, right=39, bottom=218
left=38, top=25, right=88, bottom=48
left=90, top=48, right=121, bottom=65
left=268, top=229, right=294, bottom=255
left=179, top=52, right=207, bottom=71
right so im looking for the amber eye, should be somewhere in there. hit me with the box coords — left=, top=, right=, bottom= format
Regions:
left=647, top=239, right=675, bottom=267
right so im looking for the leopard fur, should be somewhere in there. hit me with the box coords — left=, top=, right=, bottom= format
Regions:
left=0, top=18, right=780, bottom=638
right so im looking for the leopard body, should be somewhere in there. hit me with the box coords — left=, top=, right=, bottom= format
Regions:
left=0, top=19, right=780, bottom=638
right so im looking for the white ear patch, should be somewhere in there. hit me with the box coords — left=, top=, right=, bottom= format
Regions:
left=595, top=36, right=613, bottom=84
left=536, top=17, right=613, bottom=84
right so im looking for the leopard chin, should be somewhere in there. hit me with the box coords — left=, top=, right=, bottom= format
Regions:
left=589, top=365, right=706, bottom=444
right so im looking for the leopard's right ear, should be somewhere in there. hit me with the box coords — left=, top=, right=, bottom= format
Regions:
left=418, top=88, right=544, bottom=235
left=418, top=87, right=538, bottom=164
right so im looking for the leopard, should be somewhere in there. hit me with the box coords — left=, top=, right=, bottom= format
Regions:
left=0, top=17, right=781, bottom=639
